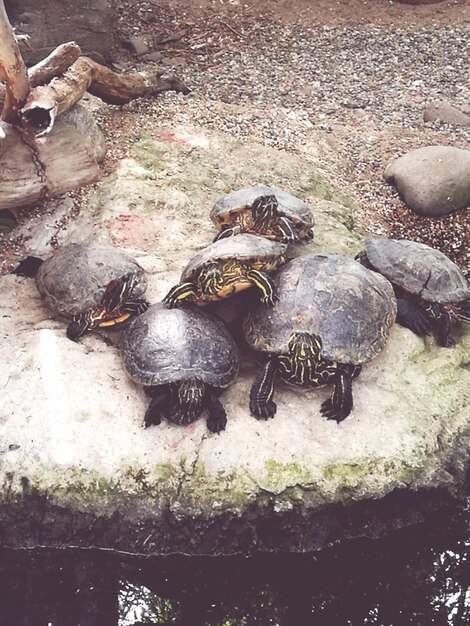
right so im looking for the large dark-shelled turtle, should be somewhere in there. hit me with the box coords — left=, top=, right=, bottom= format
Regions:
left=357, top=238, right=470, bottom=347
left=210, top=185, right=314, bottom=243
left=163, top=233, right=287, bottom=308
left=19, top=243, right=149, bottom=340
left=244, top=253, right=396, bottom=422
left=120, top=304, right=240, bottom=433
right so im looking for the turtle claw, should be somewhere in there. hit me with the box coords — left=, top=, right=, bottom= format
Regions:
left=250, top=399, right=277, bottom=420
left=144, top=410, right=163, bottom=428
left=207, top=412, right=227, bottom=434
left=439, top=335, right=455, bottom=348
left=320, top=398, right=350, bottom=423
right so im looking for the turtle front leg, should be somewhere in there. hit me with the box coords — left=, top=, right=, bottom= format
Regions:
left=320, top=364, right=360, bottom=423
left=435, top=307, right=455, bottom=347
left=67, top=313, right=90, bottom=341
left=246, top=268, right=277, bottom=307
left=213, top=224, right=241, bottom=242
left=396, top=298, right=432, bottom=337
left=277, top=216, right=298, bottom=244
left=144, top=386, right=170, bottom=427
left=162, top=282, right=198, bottom=308
left=122, top=297, right=150, bottom=315
left=249, top=356, right=277, bottom=419
left=205, top=387, right=228, bottom=434
left=453, top=298, right=470, bottom=324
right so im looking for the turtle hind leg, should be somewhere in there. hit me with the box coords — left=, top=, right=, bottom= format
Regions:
left=205, top=387, right=227, bottom=434
left=249, top=357, right=277, bottom=420
left=144, top=387, right=170, bottom=427
left=320, top=364, right=360, bottom=423
left=396, top=298, right=432, bottom=337
left=162, top=282, right=197, bottom=308
left=246, top=268, right=277, bottom=307
left=11, top=256, right=44, bottom=278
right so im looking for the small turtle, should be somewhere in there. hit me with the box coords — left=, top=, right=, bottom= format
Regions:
left=120, top=304, right=239, bottom=433
left=163, top=233, right=287, bottom=308
left=357, top=238, right=470, bottom=347
left=210, top=185, right=314, bottom=243
left=15, top=243, right=149, bottom=341
left=244, top=253, right=396, bottom=422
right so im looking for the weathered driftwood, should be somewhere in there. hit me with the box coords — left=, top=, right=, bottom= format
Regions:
left=0, top=0, right=29, bottom=123
left=0, top=0, right=189, bottom=209
left=0, top=42, right=82, bottom=104
left=20, top=56, right=189, bottom=136
left=0, top=105, right=105, bottom=209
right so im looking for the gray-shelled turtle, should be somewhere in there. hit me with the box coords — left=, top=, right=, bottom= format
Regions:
left=120, top=304, right=239, bottom=433
left=210, top=185, right=314, bottom=243
left=163, top=233, right=287, bottom=308
left=16, top=243, right=149, bottom=340
left=357, top=238, right=470, bottom=347
left=244, top=253, right=396, bottom=422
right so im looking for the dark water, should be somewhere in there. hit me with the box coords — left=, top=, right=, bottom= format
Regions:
left=1, top=503, right=469, bottom=626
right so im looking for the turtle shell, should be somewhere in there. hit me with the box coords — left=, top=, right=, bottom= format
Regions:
left=181, top=233, right=287, bottom=281
left=120, top=304, right=240, bottom=387
left=36, top=243, right=147, bottom=317
left=244, top=253, right=396, bottom=365
left=364, top=238, right=470, bottom=304
left=210, top=185, right=314, bottom=235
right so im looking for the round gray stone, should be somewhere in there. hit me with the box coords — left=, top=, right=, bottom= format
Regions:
left=384, top=145, right=470, bottom=216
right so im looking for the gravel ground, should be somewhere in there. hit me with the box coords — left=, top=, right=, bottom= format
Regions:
left=2, top=0, right=470, bottom=274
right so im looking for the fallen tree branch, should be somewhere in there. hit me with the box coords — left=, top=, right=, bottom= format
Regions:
left=20, top=56, right=189, bottom=136
left=0, top=42, right=82, bottom=107
left=0, top=0, right=29, bottom=123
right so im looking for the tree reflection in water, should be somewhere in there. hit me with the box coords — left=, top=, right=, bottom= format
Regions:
left=0, top=505, right=470, bottom=625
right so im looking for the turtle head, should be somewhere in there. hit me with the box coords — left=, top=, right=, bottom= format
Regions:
left=198, top=261, right=225, bottom=296
left=101, top=272, right=138, bottom=314
left=251, top=194, right=279, bottom=231
left=288, top=331, right=322, bottom=366
left=67, top=273, right=139, bottom=340
left=173, top=378, right=206, bottom=424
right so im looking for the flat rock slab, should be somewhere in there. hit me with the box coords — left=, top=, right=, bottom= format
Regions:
left=1, top=125, right=470, bottom=556
left=384, top=145, right=470, bottom=216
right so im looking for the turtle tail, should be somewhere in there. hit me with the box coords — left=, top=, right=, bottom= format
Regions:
left=453, top=299, right=470, bottom=324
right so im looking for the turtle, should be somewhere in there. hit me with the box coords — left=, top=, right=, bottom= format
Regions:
left=244, top=253, right=396, bottom=422
left=120, top=304, right=240, bottom=433
left=210, top=185, right=314, bottom=243
left=356, top=238, right=470, bottom=347
left=163, top=233, right=287, bottom=308
left=16, top=243, right=149, bottom=341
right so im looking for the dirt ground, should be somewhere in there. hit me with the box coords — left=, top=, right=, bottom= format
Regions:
left=163, top=0, right=470, bottom=27
left=1, top=0, right=470, bottom=273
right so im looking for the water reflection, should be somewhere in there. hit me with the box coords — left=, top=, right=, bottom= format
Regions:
left=0, top=505, right=469, bottom=625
